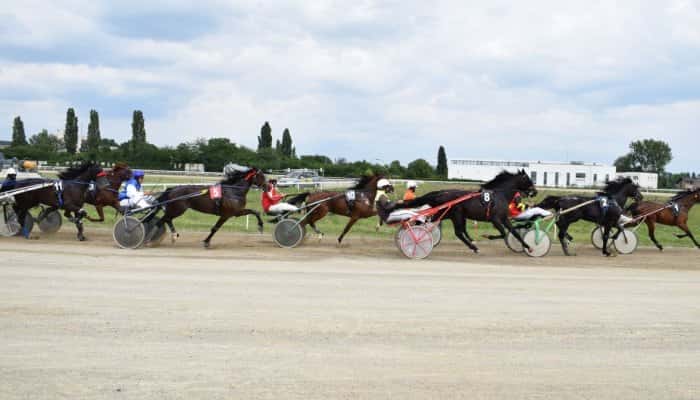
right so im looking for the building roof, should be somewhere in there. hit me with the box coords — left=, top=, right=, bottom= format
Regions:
left=449, top=158, right=610, bottom=167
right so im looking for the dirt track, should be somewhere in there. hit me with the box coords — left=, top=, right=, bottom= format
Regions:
left=1, top=230, right=699, bottom=399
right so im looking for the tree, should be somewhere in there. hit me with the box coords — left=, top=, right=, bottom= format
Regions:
left=29, top=129, right=63, bottom=152
left=12, top=116, right=27, bottom=146
left=64, top=108, right=78, bottom=154
left=257, top=121, right=272, bottom=150
left=614, top=139, right=672, bottom=173
left=131, top=110, right=146, bottom=144
left=280, top=128, right=294, bottom=157
left=406, top=158, right=435, bottom=179
left=86, top=109, right=101, bottom=153
left=436, top=145, right=447, bottom=178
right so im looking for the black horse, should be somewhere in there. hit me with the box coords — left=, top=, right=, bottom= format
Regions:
left=536, top=178, right=642, bottom=256
left=390, top=170, right=537, bottom=253
left=154, top=165, right=267, bottom=248
left=5, top=161, right=109, bottom=240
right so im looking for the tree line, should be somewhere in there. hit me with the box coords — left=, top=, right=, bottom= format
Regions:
left=5, top=110, right=450, bottom=179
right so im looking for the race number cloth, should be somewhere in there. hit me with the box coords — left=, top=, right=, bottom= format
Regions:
left=209, top=184, right=222, bottom=200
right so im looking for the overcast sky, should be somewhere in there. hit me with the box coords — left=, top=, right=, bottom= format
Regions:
left=1, top=1, right=699, bottom=171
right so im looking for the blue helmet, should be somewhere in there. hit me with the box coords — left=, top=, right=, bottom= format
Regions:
left=133, top=169, right=145, bottom=178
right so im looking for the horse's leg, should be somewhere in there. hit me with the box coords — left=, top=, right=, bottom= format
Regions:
left=85, top=205, right=105, bottom=223
left=601, top=224, right=612, bottom=256
left=557, top=219, right=573, bottom=256
left=230, top=208, right=264, bottom=233
left=677, top=220, right=700, bottom=248
left=202, top=216, right=230, bottom=248
left=646, top=219, right=663, bottom=251
left=66, top=208, right=87, bottom=241
left=307, top=205, right=328, bottom=240
left=309, top=222, right=324, bottom=240
left=452, top=216, right=479, bottom=253
left=496, top=218, right=530, bottom=252
left=337, top=216, right=359, bottom=245
left=16, top=207, right=31, bottom=239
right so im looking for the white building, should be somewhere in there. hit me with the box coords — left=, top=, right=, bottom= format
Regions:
left=448, top=158, right=616, bottom=188
left=616, top=172, right=658, bottom=189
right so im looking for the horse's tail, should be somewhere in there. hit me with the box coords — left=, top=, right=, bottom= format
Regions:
left=536, top=195, right=561, bottom=210
left=286, top=192, right=309, bottom=206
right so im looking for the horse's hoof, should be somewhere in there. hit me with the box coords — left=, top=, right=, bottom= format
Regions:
left=202, top=241, right=210, bottom=249
left=78, top=236, right=86, bottom=242
left=318, top=233, right=324, bottom=241
left=472, top=248, right=479, bottom=254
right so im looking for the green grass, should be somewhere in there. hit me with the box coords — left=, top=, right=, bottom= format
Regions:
left=74, top=180, right=700, bottom=249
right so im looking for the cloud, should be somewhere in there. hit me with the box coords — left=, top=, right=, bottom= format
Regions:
left=1, top=0, right=699, bottom=171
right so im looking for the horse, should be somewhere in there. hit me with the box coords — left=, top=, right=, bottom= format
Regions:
left=536, top=178, right=642, bottom=256
left=389, top=169, right=537, bottom=253
left=84, top=162, right=132, bottom=223
left=292, top=174, right=384, bottom=245
left=154, top=165, right=267, bottom=248
left=627, top=189, right=700, bottom=250
left=6, top=161, right=109, bottom=240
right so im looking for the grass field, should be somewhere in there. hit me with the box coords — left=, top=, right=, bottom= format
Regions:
left=55, top=174, right=700, bottom=250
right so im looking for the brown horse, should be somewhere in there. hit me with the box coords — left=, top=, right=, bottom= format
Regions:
left=84, top=163, right=132, bottom=222
left=154, top=165, right=267, bottom=248
left=299, top=174, right=384, bottom=244
left=628, top=189, right=700, bottom=250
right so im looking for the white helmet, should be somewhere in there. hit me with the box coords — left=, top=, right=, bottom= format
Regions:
left=406, top=180, right=417, bottom=189
left=377, top=178, right=391, bottom=189
left=6, top=167, right=17, bottom=175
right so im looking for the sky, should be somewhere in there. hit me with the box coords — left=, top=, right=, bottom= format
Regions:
left=1, top=0, right=699, bottom=172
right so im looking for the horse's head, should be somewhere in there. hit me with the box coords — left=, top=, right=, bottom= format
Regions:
left=244, top=167, right=267, bottom=190
left=111, top=162, right=132, bottom=184
left=516, top=169, right=537, bottom=197
left=482, top=169, right=536, bottom=197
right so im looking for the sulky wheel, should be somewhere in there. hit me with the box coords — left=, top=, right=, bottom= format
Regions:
left=38, top=209, right=62, bottom=234
left=523, top=229, right=552, bottom=258
left=506, top=227, right=528, bottom=253
left=113, top=216, right=146, bottom=249
left=425, top=221, right=442, bottom=247
left=398, top=225, right=434, bottom=259
left=273, top=218, right=305, bottom=248
left=394, top=226, right=406, bottom=250
left=590, top=226, right=604, bottom=250
left=613, top=229, right=638, bottom=255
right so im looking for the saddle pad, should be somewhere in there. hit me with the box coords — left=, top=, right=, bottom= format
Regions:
left=209, top=184, right=222, bottom=200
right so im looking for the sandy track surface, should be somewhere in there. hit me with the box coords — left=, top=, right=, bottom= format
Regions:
left=1, top=231, right=699, bottom=399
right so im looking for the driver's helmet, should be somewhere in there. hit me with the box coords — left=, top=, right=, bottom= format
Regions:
left=133, top=170, right=145, bottom=179
left=512, top=191, right=522, bottom=204
left=6, top=167, right=17, bottom=178
left=406, top=180, right=417, bottom=189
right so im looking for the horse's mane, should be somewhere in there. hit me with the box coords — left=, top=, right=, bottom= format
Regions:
left=220, top=166, right=255, bottom=185
left=481, top=170, right=518, bottom=189
left=671, top=188, right=699, bottom=201
left=599, top=177, right=634, bottom=195
left=112, top=162, right=129, bottom=171
left=58, top=161, right=96, bottom=180
left=351, top=174, right=377, bottom=189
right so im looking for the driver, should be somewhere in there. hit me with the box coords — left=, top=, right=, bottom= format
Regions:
left=118, top=169, right=152, bottom=209
left=262, top=179, right=300, bottom=214
left=1, top=167, right=17, bottom=191
left=509, top=191, right=552, bottom=220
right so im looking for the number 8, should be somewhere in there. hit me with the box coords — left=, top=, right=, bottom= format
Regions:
left=484, top=192, right=491, bottom=202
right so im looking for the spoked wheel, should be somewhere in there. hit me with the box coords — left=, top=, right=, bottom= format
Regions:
left=613, top=229, right=638, bottom=255
left=506, top=227, right=528, bottom=253
left=523, top=229, right=552, bottom=258
left=38, top=209, right=62, bottom=234
left=425, top=221, right=442, bottom=247
left=273, top=218, right=305, bottom=248
left=113, top=216, right=146, bottom=249
left=0, top=207, right=22, bottom=237
left=398, top=225, right=434, bottom=259
left=591, top=226, right=604, bottom=249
